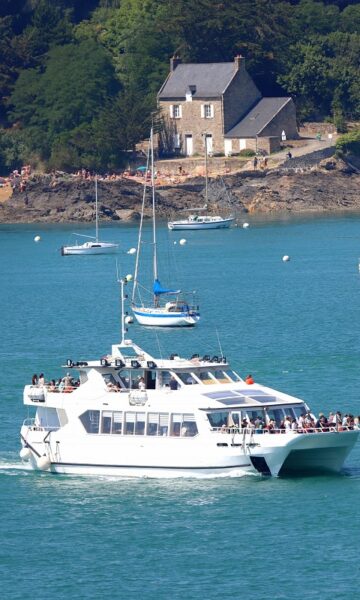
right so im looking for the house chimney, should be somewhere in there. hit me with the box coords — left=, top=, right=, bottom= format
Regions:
left=170, top=56, right=181, bottom=71
left=234, top=55, right=245, bottom=71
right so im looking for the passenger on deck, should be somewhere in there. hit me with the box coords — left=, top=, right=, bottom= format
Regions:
left=245, top=374, right=254, bottom=385
left=38, top=373, right=45, bottom=386
left=138, top=377, right=146, bottom=391
left=169, top=377, right=178, bottom=390
left=63, top=373, right=72, bottom=391
left=32, top=374, right=38, bottom=386
left=48, top=379, right=56, bottom=392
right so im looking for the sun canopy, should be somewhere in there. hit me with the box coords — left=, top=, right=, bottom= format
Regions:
left=153, top=278, right=180, bottom=296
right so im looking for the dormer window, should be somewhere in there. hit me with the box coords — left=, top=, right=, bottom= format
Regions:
left=170, top=104, right=182, bottom=119
left=186, top=85, right=196, bottom=102
left=201, top=104, right=214, bottom=119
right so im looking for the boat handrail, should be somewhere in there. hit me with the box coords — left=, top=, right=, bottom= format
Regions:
left=211, top=425, right=356, bottom=434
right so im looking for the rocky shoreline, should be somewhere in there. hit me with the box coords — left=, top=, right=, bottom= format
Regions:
left=0, top=155, right=359, bottom=223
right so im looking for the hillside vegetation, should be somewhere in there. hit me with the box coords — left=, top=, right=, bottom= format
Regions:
left=0, top=0, right=359, bottom=174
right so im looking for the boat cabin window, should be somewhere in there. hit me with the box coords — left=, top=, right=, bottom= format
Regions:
left=176, top=372, right=197, bottom=385
left=245, top=409, right=266, bottom=422
left=123, top=412, right=146, bottom=435
left=112, top=411, right=123, bottom=434
left=80, top=410, right=100, bottom=434
left=265, top=408, right=285, bottom=428
left=147, top=413, right=169, bottom=436
left=171, top=413, right=198, bottom=437
left=197, top=371, right=216, bottom=385
left=207, top=411, right=241, bottom=429
left=118, top=369, right=144, bottom=389
left=158, top=371, right=173, bottom=388
left=101, top=411, right=112, bottom=434
left=293, top=405, right=306, bottom=419
left=224, top=370, right=241, bottom=382
left=212, top=369, right=231, bottom=383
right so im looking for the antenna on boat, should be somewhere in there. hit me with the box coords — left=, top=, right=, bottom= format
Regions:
left=215, top=328, right=224, bottom=359
left=116, top=260, right=128, bottom=345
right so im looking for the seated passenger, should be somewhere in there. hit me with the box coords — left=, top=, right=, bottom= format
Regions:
left=48, top=379, right=56, bottom=392
left=245, top=374, right=254, bottom=385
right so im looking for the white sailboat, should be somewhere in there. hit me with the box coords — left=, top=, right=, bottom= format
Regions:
left=61, top=178, right=118, bottom=255
left=168, top=136, right=235, bottom=231
left=131, top=128, right=200, bottom=327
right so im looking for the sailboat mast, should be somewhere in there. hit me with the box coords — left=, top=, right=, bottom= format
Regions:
left=204, top=135, right=208, bottom=205
left=151, top=127, right=158, bottom=281
left=132, top=138, right=151, bottom=304
left=95, top=177, right=99, bottom=242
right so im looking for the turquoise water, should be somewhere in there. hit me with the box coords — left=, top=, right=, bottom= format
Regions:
left=1, top=216, right=360, bottom=599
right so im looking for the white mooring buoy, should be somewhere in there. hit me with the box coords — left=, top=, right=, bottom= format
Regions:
left=242, top=223, right=249, bottom=229
left=127, top=247, right=136, bottom=255
left=34, top=235, right=41, bottom=242
left=179, top=238, right=187, bottom=245
left=282, top=255, right=290, bottom=262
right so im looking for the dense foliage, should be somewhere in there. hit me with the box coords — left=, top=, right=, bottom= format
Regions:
left=0, top=0, right=359, bottom=173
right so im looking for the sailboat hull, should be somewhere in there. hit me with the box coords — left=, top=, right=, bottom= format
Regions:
left=132, top=307, right=200, bottom=327
left=168, top=217, right=234, bottom=230
left=61, top=242, right=118, bottom=255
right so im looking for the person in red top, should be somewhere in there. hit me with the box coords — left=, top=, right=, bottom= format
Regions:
left=245, top=374, right=254, bottom=385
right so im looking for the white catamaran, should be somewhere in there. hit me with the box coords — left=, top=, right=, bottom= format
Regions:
left=61, top=178, right=118, bottom=255
left=20, top=278, right=359, bottom=478
left=168, top=135, right=235, bottom=231
left=131, top=128, right=200, bottom=327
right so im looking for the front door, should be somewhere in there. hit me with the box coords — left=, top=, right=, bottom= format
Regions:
left=206, top=134, right=213, bottom=155
left=224, top=139, right=232, bottom=157
left=185, top=134, right=193, bottom=156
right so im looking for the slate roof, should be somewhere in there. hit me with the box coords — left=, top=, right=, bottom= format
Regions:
left=225, top=98, right=291, bottom=137
left=158, top=63, right=237, bottom=99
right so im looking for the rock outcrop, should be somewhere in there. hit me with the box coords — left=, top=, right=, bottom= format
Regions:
left=0, top=157, right=359, bottom=223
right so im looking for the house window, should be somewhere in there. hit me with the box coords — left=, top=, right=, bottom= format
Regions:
left=173, top=133, right=181, bottom=149
left=170, top=104, right=182, bottom=119
left=201, top=104, right=214, bottom=119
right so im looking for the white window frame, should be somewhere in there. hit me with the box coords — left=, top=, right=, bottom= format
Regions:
left=170, top=104, right=182, bottom=119
left=202, top=104, right=214, bottom=119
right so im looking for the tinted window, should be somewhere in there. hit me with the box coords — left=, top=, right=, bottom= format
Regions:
left=79, top=410, right=100, bottom=434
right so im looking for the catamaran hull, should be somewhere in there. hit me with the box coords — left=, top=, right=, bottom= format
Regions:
left=247, top=429, right=359, bottom=476
left=61, top=244, right=118, bottom=255
left=168, top=218, right=234, bottom=230
left=20, top=428, right=359, bottom=478
left=132, top=309, right=200, bottom=327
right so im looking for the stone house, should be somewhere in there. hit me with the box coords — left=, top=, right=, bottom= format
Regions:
left=157, top=56, right=298, bottom=156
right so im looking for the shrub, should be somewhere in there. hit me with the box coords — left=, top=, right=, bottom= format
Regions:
left=239, top=149, right=255, bottom=157
left=335, top=130, right=360, bottom=157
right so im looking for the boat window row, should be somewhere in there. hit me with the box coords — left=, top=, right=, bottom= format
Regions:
left=80, top=410, right=198, bottom=437
left=103, top=368, right=241, bottom=390
left=207, top=405, right=306, bottom=430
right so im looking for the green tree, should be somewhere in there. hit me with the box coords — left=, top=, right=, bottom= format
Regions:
left=10, top=39, right=119, bottom=161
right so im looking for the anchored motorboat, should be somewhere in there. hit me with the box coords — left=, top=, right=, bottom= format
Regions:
left=19, top=279, right=359, bottom=478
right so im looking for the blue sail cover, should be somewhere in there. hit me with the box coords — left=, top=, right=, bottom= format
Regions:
left=153, top=279, right=181, bottom=296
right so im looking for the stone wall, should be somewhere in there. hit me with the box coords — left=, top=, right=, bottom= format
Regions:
left=159, top=99, right=224, bottom=155
left=223, top=68, right=261, bottom=134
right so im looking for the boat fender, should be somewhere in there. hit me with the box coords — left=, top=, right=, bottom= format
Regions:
left=36, top=455, right=51, bottom=471
left=19, top=447, right=31, bottom=461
